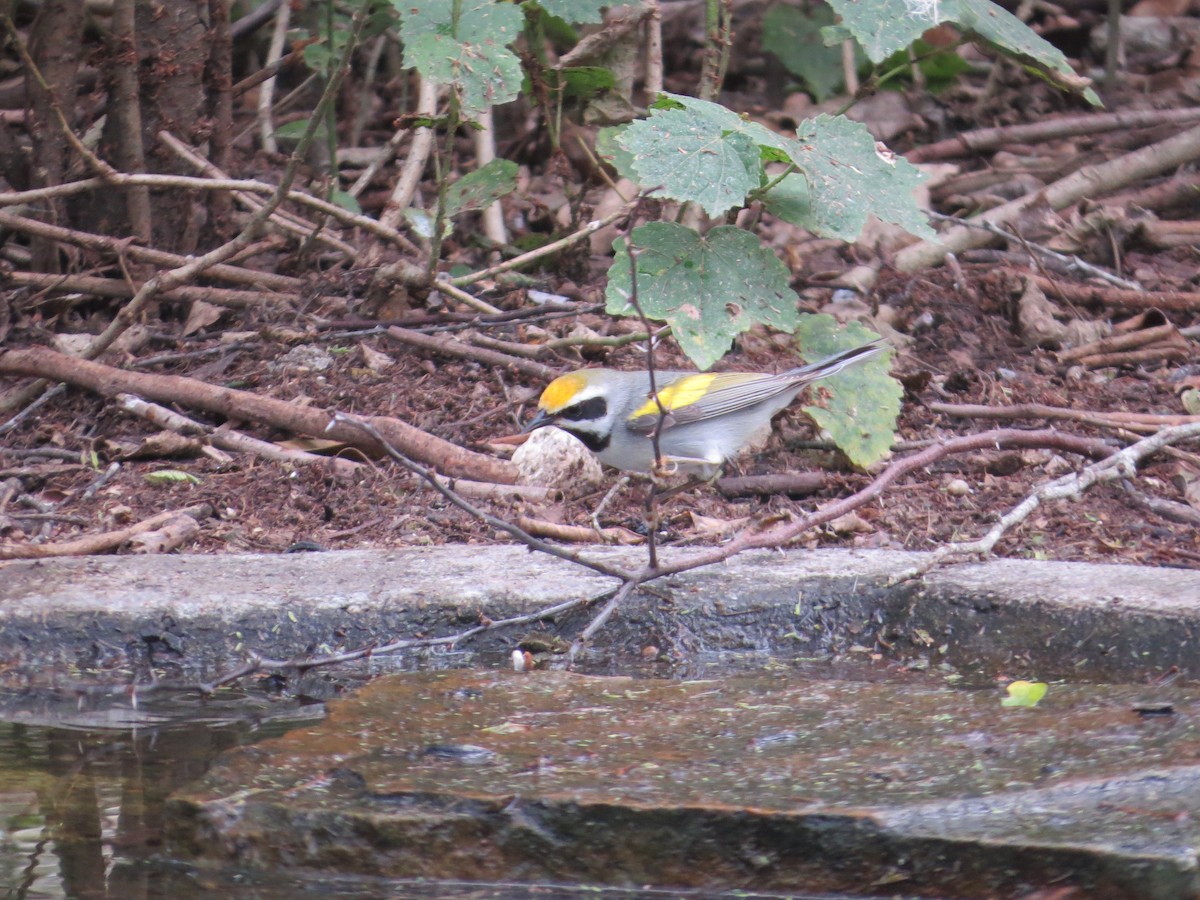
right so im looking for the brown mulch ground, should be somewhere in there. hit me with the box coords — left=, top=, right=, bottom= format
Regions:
left=4, top=5, right=1200, bottom=569
left=4, top=259, right=1197, bottom=569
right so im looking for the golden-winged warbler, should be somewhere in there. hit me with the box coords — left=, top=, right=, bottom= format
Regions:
left=523, top=340, right=886, bottom=478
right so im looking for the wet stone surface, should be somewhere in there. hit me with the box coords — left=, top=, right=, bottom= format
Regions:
left=168, top=669, right=1200, bottom=898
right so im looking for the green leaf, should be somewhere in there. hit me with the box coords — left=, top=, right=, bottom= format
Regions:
left=144, top=470, right=201, bottom=486
left=940, top=0, right=1098, bottom=101
left=404, top=207, right=438, bottom=240
left=532, top=0, right=609, bottom=25
left=823, top=0, right=933, bottom=62
left=558, top=65, right=617, bottom=101
left=329, top=189, right=361, bottom=215
left=794, top=315, right=900, bottom=468
left=1002, top=680, right=1049, bottom=708
left=303, top=42, right=333, bottom=71
left=820, top=23, right=855, bottom=45
left=628, top=95, right=931, bottom=240
left=759, top=173, right=814, bottom=229
left=399, top=0, right=524, bottom=115
left=444, top=158, right=519, bottom=216
left=768, top=115, right=934, bottom=241
left=596, top=125, right=638, bottom=182
left=824, top=0, right=1096, bottom=102
left=273, top=118, right=312, bottom=140
left=762, top=4, right=852, bottom=102
left=878, top=39, right=971, bottom=93
left=606, top=223, right=800, bottom=370
left=617, top=107, right=764, bottom=216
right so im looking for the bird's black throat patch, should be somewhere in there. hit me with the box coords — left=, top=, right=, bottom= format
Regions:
left=565, top=427, right=610, bottom=453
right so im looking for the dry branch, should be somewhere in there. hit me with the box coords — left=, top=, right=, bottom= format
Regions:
left=930, top=401, right=1200, bottom=433
left=716, top=472, right=825, bottom=498
left=429, top=476, right=560, bottom=503
left=890, top=421, right=1200, bottom=581
left=0, top=504, right=212, bottom=559
left=907, top=108, right=1200, bottom=163
left=116, top=393, right=362, bottom=478
left=0, top=347, right=518, bottom=483
left=1021, top=272, right=1200, bottom=314
left=386, top=326, right=558, bottom=381
left=0, top=210, right=302, bottom=292
left=363, top=76, right=438, bottom=268
left=644, top=429, right=1119, bottom=582
left=4, top=271, right=295, bottom=309
left=898, top=121, right=1200, bottom=271
left=517, top=515, right=643, bottom=544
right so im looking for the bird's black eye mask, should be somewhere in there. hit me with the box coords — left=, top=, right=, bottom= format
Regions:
left=558, top=395, right=607, bottom=422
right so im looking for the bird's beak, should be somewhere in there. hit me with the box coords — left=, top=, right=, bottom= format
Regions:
left=522, top=409, right=556, bottom=434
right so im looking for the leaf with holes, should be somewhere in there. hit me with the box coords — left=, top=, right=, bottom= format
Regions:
left=941, top=0, right=1098, bottom=101
left=445, top=159, right=519, bottom=217
left=617, top=106, right=765, bottom=217
left=400, top=0, right=524, bottom=116
left=606, top=223, right=800, bottom=370
left=823, top=0, right=938, bottom=62
left=794, top=315, right=900, bottom=468
left=768, top=115, right=934, bottom=241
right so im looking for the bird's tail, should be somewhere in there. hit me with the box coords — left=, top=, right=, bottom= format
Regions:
left=786, top=339, right=888, bottom=381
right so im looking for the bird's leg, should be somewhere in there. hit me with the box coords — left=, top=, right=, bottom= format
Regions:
left=649, top=474, right=712, bottom=502
left=591, top=473, right=632, bottom=535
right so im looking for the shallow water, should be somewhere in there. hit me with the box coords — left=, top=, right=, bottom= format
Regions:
left=0, top=657, right=901, bottom=900
left=0, top=690, right=325, bottom=899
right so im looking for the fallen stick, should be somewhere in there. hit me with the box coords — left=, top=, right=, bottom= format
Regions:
left=387, top=326, right=558, bottom=381
left=1059, top=323, right=1183, bottom=361
left=0, top=504, right=212, bottom=559
left=0, top=347, right=517, bottom=484
left=116, top=393, right=362, bottom=479
left=428, top=474, right=560, bottom=503
left=1023, top=272, right=1200, bottom=315
left=128, top=513, right=202, bottom=554
left=931, top=402, right=1200, bottom=434
left=906, top=107, right=1200, bottom=163
left=0, top=210, right=303, bottom=293
left=897, top=122, right=1200, bottom=272
left=4, top=271, right=295, bottom=310
left=716, top=472, right=825, bottom=498
left=516, top=515, right=643, bottom=545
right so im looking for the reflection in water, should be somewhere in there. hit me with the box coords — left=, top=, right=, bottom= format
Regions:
left=0, top=700, right=321, bottom=900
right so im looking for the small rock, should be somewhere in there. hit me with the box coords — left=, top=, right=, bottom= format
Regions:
left=512, top=427, right=605, bottom=492
left=269, top=344, right=334, bottom=374
left=946, top=478, right=972, bottom=496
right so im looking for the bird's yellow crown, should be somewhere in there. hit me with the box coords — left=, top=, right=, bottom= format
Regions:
left=538, top=371, right=589, bottom=412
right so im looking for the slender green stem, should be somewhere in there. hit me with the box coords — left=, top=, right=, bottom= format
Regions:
left=425, top=102, right=458, bottom=281
left=699, top=0, right=720, bottom=100
left=750, top=163, right=799, bottom=201
left=836, top=40, right=966, bottom=117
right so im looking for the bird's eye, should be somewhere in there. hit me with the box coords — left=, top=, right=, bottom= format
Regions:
left=559, top=396, right=607, bottom=421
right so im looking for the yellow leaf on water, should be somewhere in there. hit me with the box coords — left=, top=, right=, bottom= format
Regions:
left=1002, top=680, right=1048, bottom=708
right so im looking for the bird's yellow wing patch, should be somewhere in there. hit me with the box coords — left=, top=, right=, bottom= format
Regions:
left=539, top=372, right=588, bottom=412
left=630, top=373, right=718, bottom=419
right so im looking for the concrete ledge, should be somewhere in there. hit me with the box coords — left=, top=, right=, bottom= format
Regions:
left=1, top=548, right=1197, bottom=686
